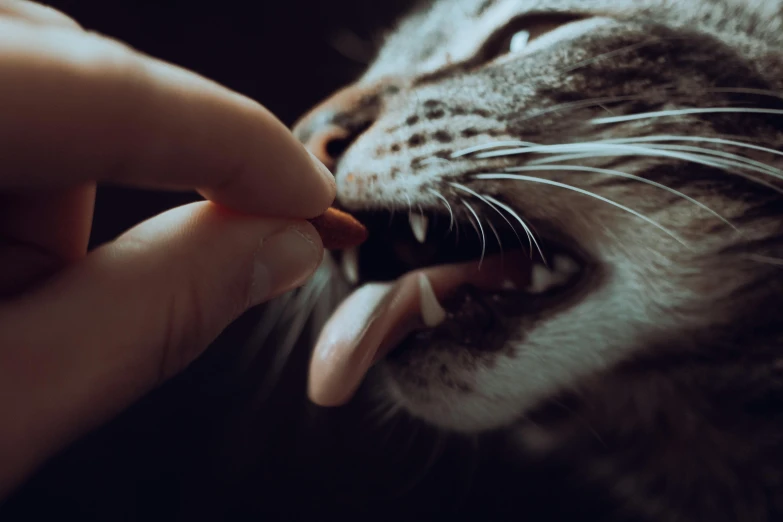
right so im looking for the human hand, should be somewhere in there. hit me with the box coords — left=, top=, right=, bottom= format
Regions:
left=0, top=0, right=335, bottom=498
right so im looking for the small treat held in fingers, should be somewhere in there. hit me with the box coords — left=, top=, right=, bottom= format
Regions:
left=308, top=207, right=368, bottom=250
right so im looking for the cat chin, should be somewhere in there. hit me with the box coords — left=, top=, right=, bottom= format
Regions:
left=375, top=361, right=525, bottom=433
left=368, top=270, right=683, bottom=434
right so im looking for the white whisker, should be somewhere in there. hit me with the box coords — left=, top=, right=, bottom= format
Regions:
left=451, top=140, right=537, bottom=158
left=478, top=142, right=783, bottom=178
left=510, top=88, right=690, bottom=126
left=476, top=173, right=688, bottom=246
left=596, top=135, right=783, bottom=159
left=250, top=263, right=330, bottom=404
left=528, top=149, right=783, bottom=195
left=504, top=164, right=736, bottom=230
left=484, top=195, right=546, bottom=263
left=640, top=144, right=783, bottom=179
left=591, top=107, right=783, bottom=125
left=450, top=182, right=529, bottom=254
left=428, top=188, right=456, bottom=232
left=461, top=199, right=487, bottom=268
left=487, top=220, right=505, bottom=259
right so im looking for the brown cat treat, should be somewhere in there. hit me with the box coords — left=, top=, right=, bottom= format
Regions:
left=308, top=207, right=368, bottom=250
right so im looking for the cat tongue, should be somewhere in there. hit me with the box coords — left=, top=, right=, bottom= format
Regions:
left=308, top=253, right=530, bottom=406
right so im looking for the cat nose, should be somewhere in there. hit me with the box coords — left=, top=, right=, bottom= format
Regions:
left=293, top=84, right=382, bottom=170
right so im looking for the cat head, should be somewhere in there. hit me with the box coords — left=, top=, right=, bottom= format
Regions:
left=294, top=0, right=783, bottom=433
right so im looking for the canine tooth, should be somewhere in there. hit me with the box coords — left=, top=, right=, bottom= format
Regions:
left=419, top=273, right=447, bottom=327
left=553, top=255, right=580, bottom=276
left=526, top=264, right=559, bottom=294
left=341, top=247, right=359, bottom=285
left=409, top=213, right=429, bottom=243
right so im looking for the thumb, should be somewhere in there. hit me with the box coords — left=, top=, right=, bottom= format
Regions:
left=0, top=201, right=323, bottom=496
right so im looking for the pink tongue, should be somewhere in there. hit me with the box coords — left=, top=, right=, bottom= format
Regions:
left=307, top=252, right=530, bottom=407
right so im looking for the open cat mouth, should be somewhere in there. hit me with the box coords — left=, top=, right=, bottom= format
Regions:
left=337, top=209, right=585, bottom=296
left=308, top=204, right=594, bottom=406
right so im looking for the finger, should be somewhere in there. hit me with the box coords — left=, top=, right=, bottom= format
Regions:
left=0, top=201, right=324, bottom=496
left=0, top=20, right=335, bottom=218
left=0, top=184, right=95, bottom=295
left=0, top=0, right=81, bottom=29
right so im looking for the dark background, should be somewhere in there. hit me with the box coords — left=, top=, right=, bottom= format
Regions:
left=0, top=0, right=421, bottom=519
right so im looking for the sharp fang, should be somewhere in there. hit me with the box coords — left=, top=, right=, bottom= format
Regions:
left=419, top=273, right=447, bottom=327
left=341, top=247, right=359, bottom=285
left=526, top=264, right=559, bottom=294
left=409, top=213, right=429, bottom=243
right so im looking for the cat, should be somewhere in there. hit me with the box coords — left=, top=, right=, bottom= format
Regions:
left=286, top=0, right=783, bottom=520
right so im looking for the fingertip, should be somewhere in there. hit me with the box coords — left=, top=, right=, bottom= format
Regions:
left=305, top=149, right=337, bottom=217
left=0, top=0, right=82, bottom=30
left=249, top=220, right=325, bottom=305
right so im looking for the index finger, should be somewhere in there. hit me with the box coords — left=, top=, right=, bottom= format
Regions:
left=0, top=19, right=335, bottom=218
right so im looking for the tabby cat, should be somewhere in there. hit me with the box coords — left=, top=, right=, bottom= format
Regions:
left=287, top=0, right=783, bottom=519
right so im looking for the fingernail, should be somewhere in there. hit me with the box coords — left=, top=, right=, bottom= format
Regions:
left=251, top=226, right=322, bottom=305
left=307, top=150, right=336, bottom=192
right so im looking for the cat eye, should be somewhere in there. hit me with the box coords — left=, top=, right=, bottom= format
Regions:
left=481, top=13, right=587, bottom=60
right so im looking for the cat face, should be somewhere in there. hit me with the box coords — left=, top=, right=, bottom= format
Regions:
left=294, top=0, right=783, bottom=432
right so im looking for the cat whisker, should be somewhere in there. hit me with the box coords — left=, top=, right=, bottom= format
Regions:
left=525, top=146, right=783, bottom=194
left=475, top=173, right=689, bottom=247
left=511, top=88, right=685, bottom=126
left=475, top=141, right=783, bottom=178
left=473, top=139, right=783, bottom=191
left=237, top=291, right=296, bottom=372
left=591, top=107, right=783, bottom=125
left=451, top=140, right=537, bottom=158
left=511, top=87, right=783, bottom=129
left=640, top=144, right=783, bottom=178
left=450, top=182, right=529, bottom=255
left=485, top=194, right=545, bottom=263
left=503, top=164, right=737, bottom=231
left=594, top=135, right=783, bottom=159
left=251, top=263, right=331, bottom=404
left=428, top=188, right=456, bottom=232
left=366, top=397, right=404, bottom=429
left=461, top=199, right=487, bottom=268
left=486, top=220, right=505, bottom=260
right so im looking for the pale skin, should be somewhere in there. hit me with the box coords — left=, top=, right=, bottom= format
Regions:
left=0, top=0, right=336, bottom=498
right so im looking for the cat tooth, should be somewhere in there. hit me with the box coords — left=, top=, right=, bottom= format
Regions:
left=526, top=264, right=559, bottom=294
left=419, top=273, right=447, bottom=328
left=409, top=213, right=429, bottom=243
left=341, top=247, right=359, bottom=285
left=553, top=254, right=580, bottom=276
